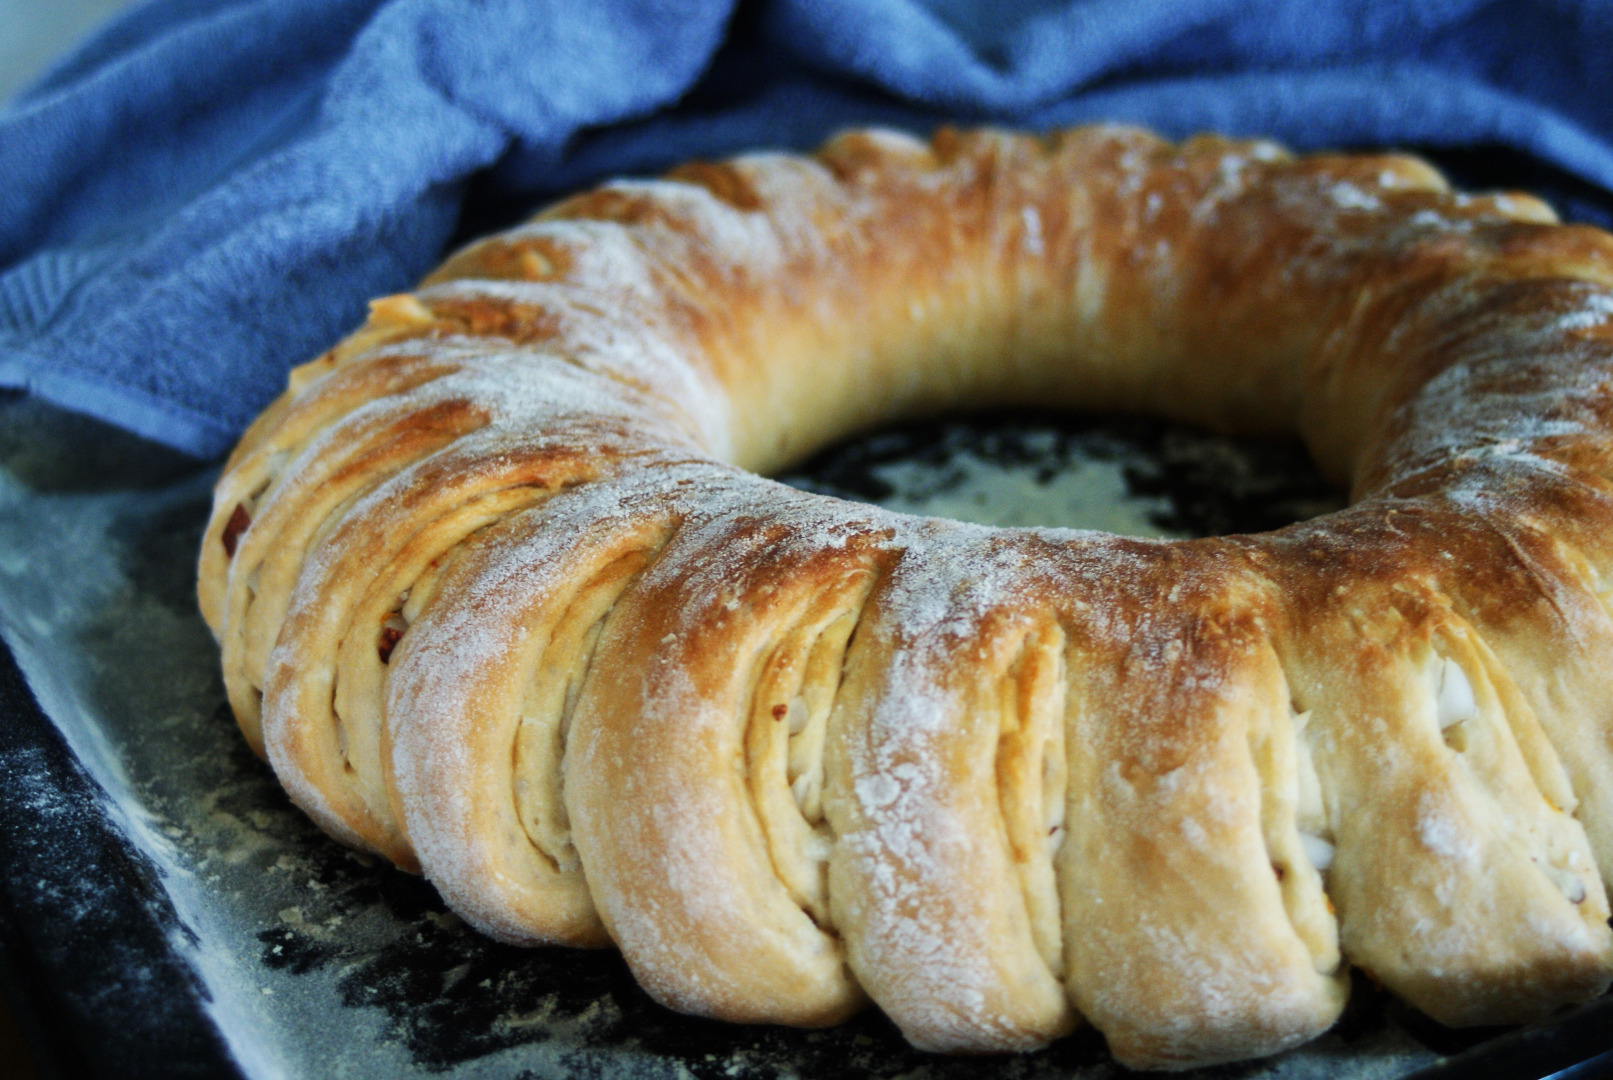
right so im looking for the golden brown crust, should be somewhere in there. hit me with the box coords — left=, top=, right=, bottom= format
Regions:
left=198, top=124, right=1613, bottom=1069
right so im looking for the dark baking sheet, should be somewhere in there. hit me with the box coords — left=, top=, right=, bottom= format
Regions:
left=3, top=145, right=1613, bottom=1079
left=1, top=395, right=1610, bottom=1080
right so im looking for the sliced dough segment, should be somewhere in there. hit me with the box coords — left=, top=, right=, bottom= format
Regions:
left=269, top=478, right=550, bottom=862
left=1435, top=476, right=1613, bottom=889
left=220, top=375, right=488, bottom=751
left=745, top=567, right=877, bottom=931
left=995, top=617, right=1069, bottom=983
left=199, top=344, right=463, bottom=632
left=1055, top=549, right=1347, bottom=1070
left=565, top=481, right=885, bottom=1025
left=1254, top=701, right=1341, bottom=975
left=508, top=546, right=657, bottom=884
left=1437, top=628, right=1600, bottom=909
left=384, top=474, right=694, bottom=946
left=824, top=532, right=1078, bottom=1052
left=259, top=414, right=620, bottom=861
left=254, top=336, right=716, bottom=859
left=1280, top=572, right=1612, bottom=1026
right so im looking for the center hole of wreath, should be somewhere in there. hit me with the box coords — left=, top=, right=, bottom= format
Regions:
left=778, top=412, right=1345, bottom=540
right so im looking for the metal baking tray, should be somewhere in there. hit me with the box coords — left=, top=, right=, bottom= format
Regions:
left=2, top=146, right=1612, bottom=1080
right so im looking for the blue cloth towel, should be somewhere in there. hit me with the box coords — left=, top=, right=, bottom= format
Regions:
left=4, top=0, right=1613, bottom=457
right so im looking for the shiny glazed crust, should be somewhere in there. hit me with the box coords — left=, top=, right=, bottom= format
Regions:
left=197, top=126, right=1613, bottom=1069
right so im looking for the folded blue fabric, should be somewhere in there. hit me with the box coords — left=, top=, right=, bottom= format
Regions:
left=4, top=0, right=1613, bottom=457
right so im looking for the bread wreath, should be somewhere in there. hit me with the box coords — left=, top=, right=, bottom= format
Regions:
left=197, top=126, right=1613, bottom=1069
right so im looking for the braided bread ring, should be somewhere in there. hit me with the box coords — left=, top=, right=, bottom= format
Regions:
left=199, top=126, right=1613, bottom=1069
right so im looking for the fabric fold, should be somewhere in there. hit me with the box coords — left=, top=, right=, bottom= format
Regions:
left=4, top=0, right=1613, bottom=456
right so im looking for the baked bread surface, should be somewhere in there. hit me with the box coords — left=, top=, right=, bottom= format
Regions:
left=197, top=125, right=1613, bottom=1069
